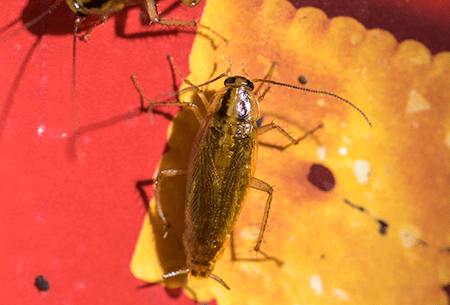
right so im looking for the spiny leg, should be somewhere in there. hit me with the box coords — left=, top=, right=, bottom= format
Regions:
left=249, top=123, right=322, bottom=262
left=143, top=0, right=228, bottom=43
left=81, top=15, right=109, bottom=41
left=131, top=74, right=204, bottom=124
left=229, top=228, right=283, bottom=266
left=154, top=101, right=204, bottom=122
left=239, top=61, right=277, bottom=98
left=154, top=169, right=188, bottom=238
left=168, top=54, right=198, bottom=88
left=258, top=122, right=323, bottom=150
left=254, top=62, right=278, bottom=100
left=133, top=55, right=227, bottom=118
left=248, top=177, right=284, bottom=266
left=167, top=54, right=218, bottom=113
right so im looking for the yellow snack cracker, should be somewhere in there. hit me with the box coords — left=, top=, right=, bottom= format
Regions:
left=132, top=0, right=450, bottom=303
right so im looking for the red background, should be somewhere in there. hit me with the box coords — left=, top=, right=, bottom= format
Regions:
left=0, top=0, right=448, bottom=304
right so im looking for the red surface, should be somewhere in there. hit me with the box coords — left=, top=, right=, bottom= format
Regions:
left=0, top=0, right=448, bottom=304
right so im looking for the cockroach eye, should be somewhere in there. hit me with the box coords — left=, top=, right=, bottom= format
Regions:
left=244, top=79, right=255, bottom=90
left=224, top=77, right=236, bottom=86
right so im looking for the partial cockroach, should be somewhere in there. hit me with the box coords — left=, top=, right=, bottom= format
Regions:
left=1, top=1, right=218, bottom=42
left=1, top=1, right=225, bottom=163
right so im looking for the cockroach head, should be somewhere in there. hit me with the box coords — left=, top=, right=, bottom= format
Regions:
left=224, top=76, right=255, bottom=91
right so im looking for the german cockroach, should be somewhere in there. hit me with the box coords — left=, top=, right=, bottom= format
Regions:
left=1, top=1, right=225, bottom=163
left=1, top=1, right=216, bottom=42
left=132, top=57, right=371, bottom=289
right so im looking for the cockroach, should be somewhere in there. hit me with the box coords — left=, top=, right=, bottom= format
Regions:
left=1, top=1, right=225, bottom=163
left=132, top=56, right=371, bottom=289
left=1, top=1, right=216, bottom=42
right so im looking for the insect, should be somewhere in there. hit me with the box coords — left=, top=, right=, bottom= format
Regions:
left=1, top=1, right=211, bottom=42
left=1, top=1, right=225, bottom=163
left=132, top=56, right=372, bottom=290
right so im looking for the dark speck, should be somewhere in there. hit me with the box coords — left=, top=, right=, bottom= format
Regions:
left=378, top=220, right=389, bottom=235
left=298, top=75, right=307, bottom=85
left=35, top=275, right=49, bottom=291
left=307, top=164, right=335, bottom=191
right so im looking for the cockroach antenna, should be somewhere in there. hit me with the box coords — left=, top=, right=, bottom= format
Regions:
left=252, top=78, right=372, bottom=127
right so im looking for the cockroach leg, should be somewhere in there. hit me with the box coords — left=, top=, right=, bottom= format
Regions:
left=250, top=177, right=284, bottom=265
left=229, top=228, right=283, bottom=266
left=259, top=122, right=324, bottom=151
left=82, top=15, right=109, bottom=41
left=144, top=1, right=228, bottom=44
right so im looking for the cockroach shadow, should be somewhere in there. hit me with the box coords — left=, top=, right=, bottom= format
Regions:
left=134, top=86, right=216, bottom=291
